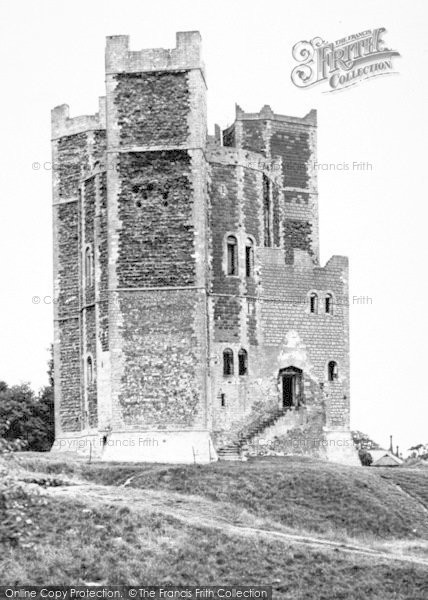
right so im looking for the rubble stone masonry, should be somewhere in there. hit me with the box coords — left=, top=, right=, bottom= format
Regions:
left=51, top=32, right=358, bottom=465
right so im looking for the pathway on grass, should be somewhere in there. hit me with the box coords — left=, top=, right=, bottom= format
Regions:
left=42, top=481, right=428, bottom=568
left=393, top=481, right=428, bottom=514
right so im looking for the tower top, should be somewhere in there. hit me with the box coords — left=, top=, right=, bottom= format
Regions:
left=235, top=104, right=317, bottom=126
left=51, top=97, right=106, bottom=139
left=105, top=31, right=205, bottom=79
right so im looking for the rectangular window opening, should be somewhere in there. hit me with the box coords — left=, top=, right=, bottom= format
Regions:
left=245, top=245, right=253, bottom=277
left=263, top=175, right=271, bottom=247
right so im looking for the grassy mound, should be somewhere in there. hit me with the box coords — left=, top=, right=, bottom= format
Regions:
left=378, top=469, right=428, bottom=508
left=18, top=454, right=428, bottom=540
left=1, top=492, right=427, bottom=599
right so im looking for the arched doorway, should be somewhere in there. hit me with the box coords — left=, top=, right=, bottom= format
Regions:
left=279, top=367, right=303, bottom=408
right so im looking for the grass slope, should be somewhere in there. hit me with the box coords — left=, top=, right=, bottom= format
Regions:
left=1, top=493, right=427, bottom=599
left=18, top=454, right=428, bottom=541
left=378, top=469, right=428, bottom=509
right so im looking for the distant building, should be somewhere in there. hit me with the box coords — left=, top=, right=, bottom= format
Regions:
left=369, top=450, right=403, bottom=467
left=51, top=32, right=358, bottom=465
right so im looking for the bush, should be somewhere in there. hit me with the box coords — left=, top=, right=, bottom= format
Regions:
left=0, top=382, right=54, bottom=452
left=358, top=449, right=373, bottom=466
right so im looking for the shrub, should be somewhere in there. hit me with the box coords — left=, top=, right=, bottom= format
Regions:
left=0, top=382, right=54, bottom=452
left=358, top=449, right=373, bottom=467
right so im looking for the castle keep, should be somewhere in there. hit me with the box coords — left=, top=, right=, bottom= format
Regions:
left=52, top=32, right=358, bottom=464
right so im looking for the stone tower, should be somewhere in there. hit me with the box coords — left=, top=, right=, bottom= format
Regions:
left=51, top=32, right=358, bottom=465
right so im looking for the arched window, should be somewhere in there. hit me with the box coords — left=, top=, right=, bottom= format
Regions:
left=223, top=348, right=234, bottom=376
left=309, top=293, right=318, bottom=314
left=227, top=236, right=238, bottom=276
left=245, top=239, right=254, bottom=278
left=86, top=355, right=94, bottom=386
left=325, top=294, right=333, bottom=314
left=328, top=361, right=338, bottom=382
left=85, top=246, right=94, bottom=287
left=238, top=349, right=248, bottom=375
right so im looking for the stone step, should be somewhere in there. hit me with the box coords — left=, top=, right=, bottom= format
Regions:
left=218, top=408, right=294, bottom=460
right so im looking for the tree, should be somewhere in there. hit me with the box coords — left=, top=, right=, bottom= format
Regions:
left=352, top=430, right=381, bottom=451
left=408, top=443, right=428, bottom=460
left=34, top=384, right=54, bottom=450
left=47, top=344, right=54, bottom=388
left=358, top=449, right=373, bottom=466
left=0, top=347, right=55, bottom=452
left=0, top=383, right=50, bottom=450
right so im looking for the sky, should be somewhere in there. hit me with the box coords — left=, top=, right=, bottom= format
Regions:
left=0, top=0, right=427, bottom=453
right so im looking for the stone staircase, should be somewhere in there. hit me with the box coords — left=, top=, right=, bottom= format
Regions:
left=217, top=406, right=292, bottom=461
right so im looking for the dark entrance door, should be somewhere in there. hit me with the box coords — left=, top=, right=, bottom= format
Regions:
left=280, top=367, right=303, bottom=408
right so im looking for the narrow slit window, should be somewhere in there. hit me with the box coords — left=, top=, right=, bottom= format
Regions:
left=86, top=356, right=94, bottom=386
left=223, top=349, right=234, bottom=376
left=238, top=349, right=248, bottom=376
left=227, top=236, right=238, bottom=276
left=263, top=175, right=271, bottom=247
left=85, top=246, right=94, bottom=287
left=220, top=393, right=226, bottom=408
left=325, top=294, right=333, bottom=314
left=245, top=239, right=254, bottom=277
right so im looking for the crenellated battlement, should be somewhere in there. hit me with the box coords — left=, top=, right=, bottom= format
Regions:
left=51, top=97, right=106, bottom=140
left=290, top=253, right=349, bottom=274
left=105, top=31, right=205, bottom=80
left=235, top=104, right=317, bottom=126
left=323, top=255, right=349, bottom=270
